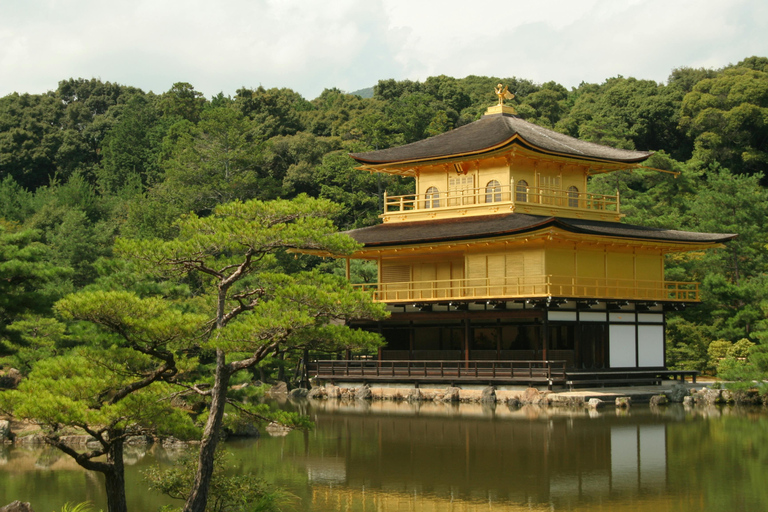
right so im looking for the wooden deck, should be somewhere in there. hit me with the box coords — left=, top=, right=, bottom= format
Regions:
left=308, top=360, right=699, bottom=390
left=566, top=369, right=699, bottom=389
left=308, top=359, right=568, bottom=388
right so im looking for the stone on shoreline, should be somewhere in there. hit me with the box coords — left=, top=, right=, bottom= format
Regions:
left=587, top=398, right=604, bottom=409
left=443, top=387, right=461, bottom=402
left=325, top=384, right=341, bottom=399
left=0, top=501, right=34, bottom=512
left=289, top=387, right=309, bottom=399
left=693, top=388, right=725, bottom=405
left=161, top=436, right=186, bottom=448
left=355, top=384, right=372, bottom=401
left=405, top=388, right=422, bottom=402
left=0, top=420, right=10, bottom=443
left=480, top=386, right=496, bottom=403
left=668, top=383, right=689, bottom=403
left=307, top=386, right=326, bottom=399
left=265, top=422, right=292, bottom=437
left=269, top=381, right=289, bottom=396
left=0, top=368, right=22, bottom=389
left=520, top=387, right=548, bottom=405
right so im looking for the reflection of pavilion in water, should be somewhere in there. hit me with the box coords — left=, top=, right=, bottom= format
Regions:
left=301, top=405, right=669, bottom=510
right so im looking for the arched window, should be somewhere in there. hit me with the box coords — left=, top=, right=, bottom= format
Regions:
left=424, top=186, right=440, bottom=209
left=485, top=180, right=502, bottom=203
left=567, top=186, right=579, bottom=208
left=515, top=180, right=529, bottom=203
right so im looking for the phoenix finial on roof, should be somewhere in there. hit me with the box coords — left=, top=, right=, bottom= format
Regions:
left=494, top=84, right=514, bottom=106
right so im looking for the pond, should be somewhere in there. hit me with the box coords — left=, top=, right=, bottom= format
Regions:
left=1, top=400, right=767, bottom=511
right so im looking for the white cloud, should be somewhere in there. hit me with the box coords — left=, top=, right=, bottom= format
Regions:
left=0, top=0, right=766, bottom=99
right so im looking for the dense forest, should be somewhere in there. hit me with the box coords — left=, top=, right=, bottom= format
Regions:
left=2, top=56, right=768, bottom=380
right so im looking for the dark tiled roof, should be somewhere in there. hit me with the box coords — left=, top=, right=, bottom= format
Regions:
left=345, top=214, right=737, bottom=247
left=350, top=114, right=652, bottom=165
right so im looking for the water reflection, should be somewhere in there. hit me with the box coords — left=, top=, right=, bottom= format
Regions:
left=1, top=401, right=767, bottom=512
left=290, top=400, right=673, bottom=510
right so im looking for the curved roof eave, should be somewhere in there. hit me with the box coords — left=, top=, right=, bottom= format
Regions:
left=350, top=114, right=652, bottom=167
left=344, top=213, right=737, bottom=248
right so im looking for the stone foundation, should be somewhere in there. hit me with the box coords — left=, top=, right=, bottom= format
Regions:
left=305, top=381, right=766, bottom=408
left=309, top=383, right=560, bottom=406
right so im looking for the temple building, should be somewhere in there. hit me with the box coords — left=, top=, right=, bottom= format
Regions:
left=312, top=92, right=735, bottom=387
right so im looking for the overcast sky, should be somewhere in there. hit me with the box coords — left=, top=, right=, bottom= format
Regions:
left=1, top=0, right=766, bottom=101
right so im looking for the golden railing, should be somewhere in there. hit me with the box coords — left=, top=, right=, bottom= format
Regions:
left=353, top=276, right=699, bottom=302
left=383, top=185, right=619, bottom=214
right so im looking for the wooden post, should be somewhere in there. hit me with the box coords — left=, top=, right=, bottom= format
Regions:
left=496, top=318, right=502, bottom=361
left=542, top=310, right=549, bottom=362
left=409, top=321, right=414, bottom=361
left=464, top=318, right=470, bottom=369
left=345, top=257, right=351, bottom=281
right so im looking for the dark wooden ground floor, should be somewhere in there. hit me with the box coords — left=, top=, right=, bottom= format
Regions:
left=328, top=300, right=696, bottom=388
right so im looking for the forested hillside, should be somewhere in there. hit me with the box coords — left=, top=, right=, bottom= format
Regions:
left=2, top=56, right=768, bottom=375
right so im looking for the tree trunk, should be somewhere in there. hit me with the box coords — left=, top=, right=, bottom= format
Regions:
left=183, top=348, right=231, bottom=512
left=276, top=352, right=286, bottom=382
left=104, top=437, right=128, bottom=512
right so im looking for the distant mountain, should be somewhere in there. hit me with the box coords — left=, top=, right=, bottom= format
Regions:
left=350, top=86, right=373, bottom=98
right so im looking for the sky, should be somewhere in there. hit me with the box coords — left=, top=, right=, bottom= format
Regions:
left=1, top=0, right=767, bottom=101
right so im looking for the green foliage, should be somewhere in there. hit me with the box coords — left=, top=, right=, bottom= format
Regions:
left=0, top=92, right=71, bottom=188
left=116, top=195, right=387, bottom=512
left=0, top=175, right=34, bottom=223
left=153, top=106, right=272, bottom=217
left=4, top=290, right=204, bottom=434
left=2, top=346, right=197, bottom=438
left=665, top=315, right=711, bottom=372
left=98, top=92, right=169, bottom=194
left=717, top=344, right=768, bottom=394
left=0, top=290, right=206, bottom=512
left=0, top=225, right=73, bottom=349
left=235, top=86, right=308, bottom=140
left=58, top=502, right=97, bottom=512
left=145, top=449, right=293, bottom=512
left=728, top=338, right=755, bottom=358
left=680, top=61, right=768, bottom=176
left=707, top=339, right=733, bottom=374
left=261, top=132, right=341, bottom=195
left=159, top=83, right=206, bottom=123
left=0, top=78, right=139, bottom=190
left=1, top=315, right=74, bottom=372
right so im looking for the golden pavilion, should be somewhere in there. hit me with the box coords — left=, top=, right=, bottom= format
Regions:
left=311, top=93, right=735, bottom=388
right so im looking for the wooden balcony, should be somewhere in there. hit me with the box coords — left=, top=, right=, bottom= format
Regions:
left=353, top=276, right=699, bottom=303
left=382, top=185, right=620, bottom=222
left=308, top=359, right=568, bottom=388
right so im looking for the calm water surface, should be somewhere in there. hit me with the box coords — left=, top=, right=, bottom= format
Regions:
left=1, top=401, right=767, bottom=511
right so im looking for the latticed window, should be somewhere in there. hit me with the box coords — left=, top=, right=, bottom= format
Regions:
left=448, top=175, right=474, bottom=205
left=424, top=186, right=440, bottom=208
left=567, top=186, right=579, bottom=208
left=485, top=180, right=502, bottom=203
left=515, top=180, right=529, bottom=202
